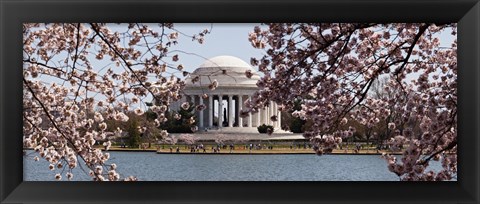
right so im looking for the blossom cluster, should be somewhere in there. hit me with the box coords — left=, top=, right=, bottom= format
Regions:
left=246, top=23, right=457, bottom=180
left=23, top=23, right=208, bottom=181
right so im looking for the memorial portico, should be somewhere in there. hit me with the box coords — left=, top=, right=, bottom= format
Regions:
left=175, top=55, right=282, bottom=133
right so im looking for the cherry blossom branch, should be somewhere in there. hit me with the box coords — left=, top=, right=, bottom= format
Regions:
left=69, top=23, right=81, bottom=80
left=89, top=23, right=162, bottom=102
left=23, top=77, right=99, bottom=177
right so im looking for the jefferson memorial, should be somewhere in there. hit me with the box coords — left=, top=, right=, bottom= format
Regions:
left=170, top=55, right=281, bottom=133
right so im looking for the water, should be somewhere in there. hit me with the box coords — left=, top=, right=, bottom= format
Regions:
left=23, top=151, right=446, bottom=181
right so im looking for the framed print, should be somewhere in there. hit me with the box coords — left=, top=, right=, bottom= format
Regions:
left=1, top=0, right=479, bottom=203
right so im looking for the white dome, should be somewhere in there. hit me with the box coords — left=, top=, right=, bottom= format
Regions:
left=198, top=55, right=252, bottom=69
left=185, top=55, right=260, bottom=89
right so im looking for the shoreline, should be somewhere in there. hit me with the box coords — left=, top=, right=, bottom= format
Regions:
left=111, top=148, right=401, bottom=155
left=155, top=152, right=398, bottom=155
left=24, top=148, right=401, bottom=155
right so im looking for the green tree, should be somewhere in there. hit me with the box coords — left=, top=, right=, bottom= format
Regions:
left=287, top=99, right=306, bottom=133
left=159, top=103, right=197, bottom=133
left=127, top=119, right=141, bottom=148
left=290, top=117, right=306, bottom=133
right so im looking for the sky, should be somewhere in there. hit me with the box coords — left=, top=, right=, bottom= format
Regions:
left=165, top=23, right=265, bottom=74
left=141, top=23, right=456, bottom=108
left=160, top=23, right=455, bottom=75
left=131, top=23, right=266, bottom=108
left=28, top=23, right=456, bottom=110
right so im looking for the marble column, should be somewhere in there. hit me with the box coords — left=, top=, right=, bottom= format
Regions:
left=272, top=102, right=275, bottom=127
left=190, top=95, right=196, bottom=126
left=257, top=109, right=261, bottom=127
left=228, top=95, right=233, bottom=127
left=248, top=96, right=252, bottom=127
left=208, top=95, right=213, bottom=128
left=238, top=95, right=243, bottom=127
left=274, top=102, right=278, bottom=128
left=273, top=102, right=277, bottom=126
left=190, top=95, right=195, bottom=104
left=264, top=106, right=267, bottom=125
left=218, top=95, right=223, bottom=128
left=269, top=101, right=274, bottom=126
left=277, top=108, right=281, bottom=128
left=198, top=94, right=204, bottom=128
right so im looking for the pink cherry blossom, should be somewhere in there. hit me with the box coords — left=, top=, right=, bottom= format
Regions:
left=246, top=23, right=457, bottom=181
left=23, top=23, right=209, bottom=181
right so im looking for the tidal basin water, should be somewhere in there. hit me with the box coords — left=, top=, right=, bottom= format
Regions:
left=24, top=151, right=446, bottom=181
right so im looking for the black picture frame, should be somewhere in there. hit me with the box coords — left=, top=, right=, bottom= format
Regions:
left=1, top=0, right=479, bottom=203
